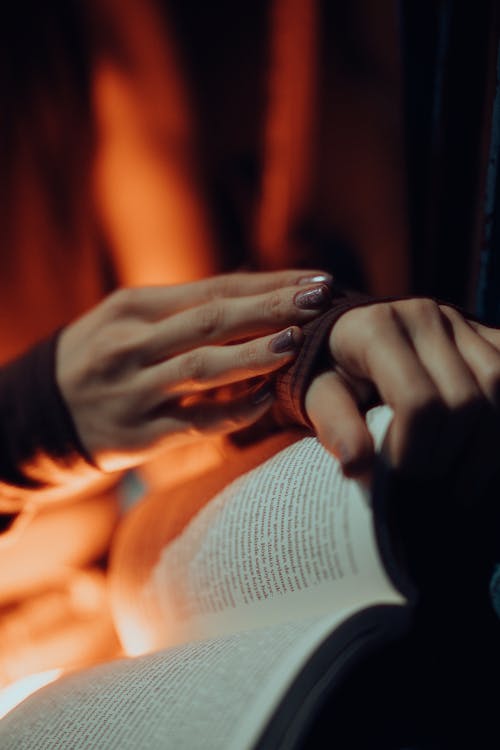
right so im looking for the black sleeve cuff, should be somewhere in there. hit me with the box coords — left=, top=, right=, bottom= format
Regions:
left=0, top=331, right=101, bottom=507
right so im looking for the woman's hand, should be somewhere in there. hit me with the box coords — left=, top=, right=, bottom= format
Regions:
left=57, top=270, right=331, bottom=471
left=305, top=299, right=500, bottom=489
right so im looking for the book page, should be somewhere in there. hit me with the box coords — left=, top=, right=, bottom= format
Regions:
left=0, top=604, right=393, bottom=750
left=1, top=408, right=406, bottom=750
left=133, top=406, right=403, bottom=650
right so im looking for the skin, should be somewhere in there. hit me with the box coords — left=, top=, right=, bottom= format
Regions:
left=57, top=269, right=332, bottom=471
left=59, top=281, right=500, bottom=498
left=305, top=298, right=500, bottom=496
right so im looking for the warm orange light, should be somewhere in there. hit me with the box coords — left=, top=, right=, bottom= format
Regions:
left=0, top=669, right=63, bottom=719
left=0, top=569, right=120, bottom=697
left=117, top=620, right=153, bottom=658
left=0, top=495, right=118, bottom=606
left=257, top=0, right=317, bottom=268
left=92, top=0, right=216, bottom=286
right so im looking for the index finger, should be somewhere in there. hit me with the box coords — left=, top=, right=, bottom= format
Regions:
left=113, top=270, right=333, bottom=321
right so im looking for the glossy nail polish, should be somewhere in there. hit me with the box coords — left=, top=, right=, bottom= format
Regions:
left=269, top=327, right=300, bottom=353
left=293, top=284, right=331, bottom=310
left=297, top=273, right=333, bottom=286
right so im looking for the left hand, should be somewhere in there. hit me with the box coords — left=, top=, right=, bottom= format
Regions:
left=58, top=270, right=331, bottom=471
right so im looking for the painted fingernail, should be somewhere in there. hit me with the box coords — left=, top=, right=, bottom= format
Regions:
left=293, top=284, right=331, bottom=310
left=297, top=273, right=333, bottom=286
left=251, top=382, right=273, bottom=404
left=269, top=327, right=301, bottom=353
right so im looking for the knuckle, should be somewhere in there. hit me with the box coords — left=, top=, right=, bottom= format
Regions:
left=195, top=302, right=224, bottom=337
left=88, top=333, right=116, bottom=373
left=182, top=350, right=206, bottom=383
left=439, top=304, right=460, bottom=321
left=90, top=334, right=137, bottom=376
left=361, top=303, right=396, bottom=336
left=330, top=309, right=360, bottom=348
left=263, top=291, right=285, bottom=321
left=355, top=305, right=396, bottom=356
left=401, top=297, right=441, bottom=323
left=106, top=287, right=137, bottom=317
left=239, top=341, right=261, bottom=370
left=209, top=274, right=234, bottom=299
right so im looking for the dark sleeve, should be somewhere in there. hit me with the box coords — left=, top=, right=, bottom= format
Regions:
left=0, top=331, right=101, bottom=513
left=274, top=290, right=478, bottom=429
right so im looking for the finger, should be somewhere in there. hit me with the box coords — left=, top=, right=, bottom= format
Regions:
left=143, top=283, right=331, bottom=362
left=147, top=380, right=276, bottom=443
left=443, top=308, right=500, bottom=406
left=397, top=299, right=481, bottom=406
left=437, top=307, right=500, bottom=503
left=305, top=371, right=375, bottom=479
left=141, top=326, right=304, bottom=403
left=467, top=318, right=500, bottom=351
left=105, top=269, right=333, bottom=321
left=330, top=304, right=444, bottom=476
left=395, top=299, right=486, bottom=472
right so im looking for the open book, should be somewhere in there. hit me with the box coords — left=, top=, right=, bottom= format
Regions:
left=0, top=406, right=417, bottom=749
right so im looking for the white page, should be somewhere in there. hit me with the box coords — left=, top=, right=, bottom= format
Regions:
left=0, top=604, right=389, bottom=750
left=0, top=407, right=403, bottom=750
left=141, top=406, right=402, bottom=649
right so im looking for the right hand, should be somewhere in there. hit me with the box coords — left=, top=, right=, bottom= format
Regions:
left=305, top=298, right=500, bottom=494
left=57, top=270, right=331, bottom=471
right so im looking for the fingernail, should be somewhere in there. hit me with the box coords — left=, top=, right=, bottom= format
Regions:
left=293, top=284, right=331, bottom=310
left=297, top=273, right=333, bottom=286
left=251, top=382, right=273, bottom=404
left=269, top=327, right=301, bottom=353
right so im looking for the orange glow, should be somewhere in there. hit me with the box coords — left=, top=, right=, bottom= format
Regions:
left=257, top=0, right=318, bottom=268
left=0, top=569, right=120, bottom=700
left=0, top=0, right=410, bottom=706
left=116, top=619, right=153, bottom=658
left=111, top=438, right=228, bottom=657
left=0, top=493, right=118, bottom=605
left=92, top=0, right=216, bottom=286
left=109, top=432, right=300, bottom=656
left=0, top=669, right=63, bottom=720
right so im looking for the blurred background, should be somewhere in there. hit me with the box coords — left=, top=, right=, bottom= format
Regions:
left=0, top=0, right=499, bottom=716
left=0, top=0, right=411, bottom=366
